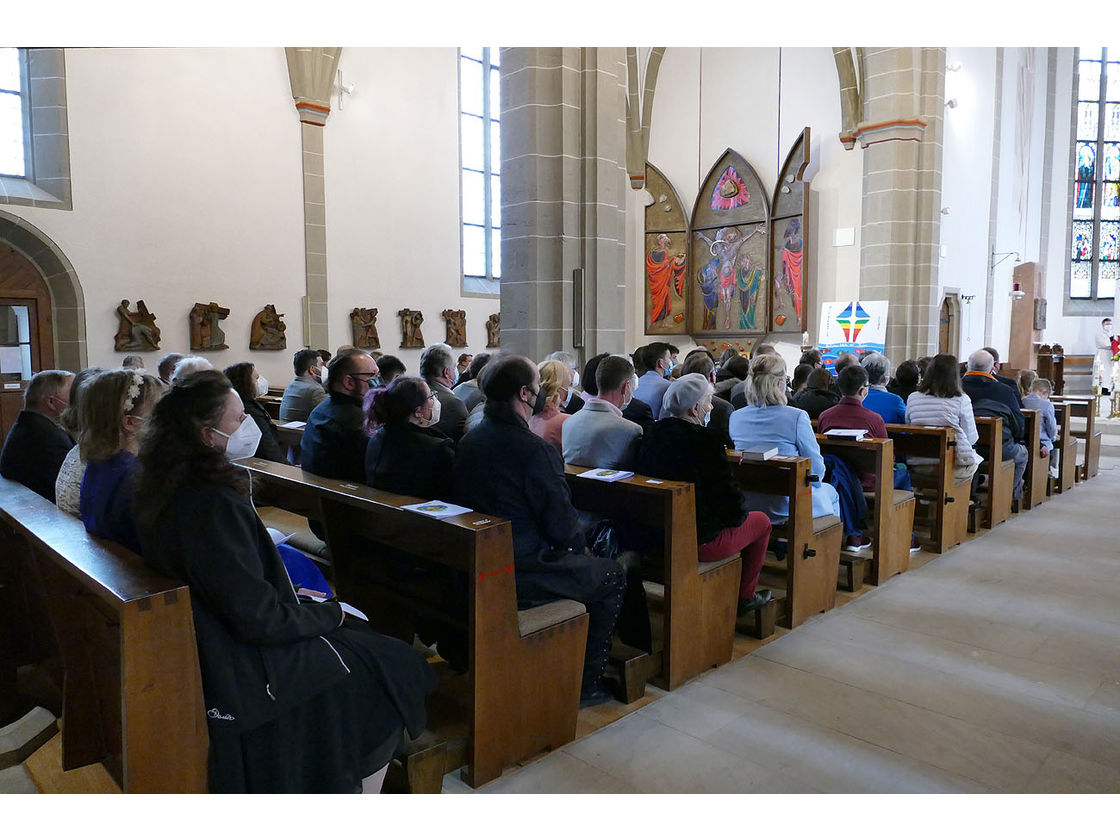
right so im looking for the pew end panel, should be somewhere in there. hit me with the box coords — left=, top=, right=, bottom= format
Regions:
left=562, top=468, right=740, bottom=692
left=1052, top=404, right=1079, bottom=494
left=1020, top=409, right=1049, bottom=510
left=726, top=454, right=842, bottom=629
left=815, top=435, right=916, bottom=586
left=971, top=417, right=1013, bottom=530
left=885, top=425, right=970, bottom=553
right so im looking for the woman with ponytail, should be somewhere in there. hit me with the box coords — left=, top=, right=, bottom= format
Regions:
left=363, top=375, right=455, bottom=499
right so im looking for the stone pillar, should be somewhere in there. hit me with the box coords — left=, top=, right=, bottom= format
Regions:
left=499, top=47, right=628, bottom=363
left=284, top=47, right=342, bottom=351
left=856, top=47, right=946, bottom=362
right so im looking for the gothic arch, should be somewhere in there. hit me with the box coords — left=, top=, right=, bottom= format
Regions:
left=0, top=210, right=86, bottom=372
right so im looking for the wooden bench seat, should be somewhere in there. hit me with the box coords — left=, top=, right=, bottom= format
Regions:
left=0, top=476, right=208, bottom=793
left=258, top=394, right=283, bottom=421
left=816, top=434, right=916, bottom=587
left=726, top=453, right=843, bottom=629
left=971, top=416, right=1013, bottom=530
left=237, top=458, right=589, bottom=791
left=885, top=424, right=971, bottom=553
left=562, top=466, right=743, bottom=692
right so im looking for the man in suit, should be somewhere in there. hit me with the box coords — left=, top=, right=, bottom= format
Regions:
left=562, top=355, right=643, bottom=470
left=964, top=349, right=1028, bottom=501
left=633, top=342, right=673, bottom=420
left=0, top=369, right=75, bottom=502
left=421, top=342, right=468, bottom=442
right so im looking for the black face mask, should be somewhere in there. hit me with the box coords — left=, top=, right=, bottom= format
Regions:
left=524, top=386, right=548, bottom=415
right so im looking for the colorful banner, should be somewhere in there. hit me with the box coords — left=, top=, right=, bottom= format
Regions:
left=817, top=300, right=888, bottom=372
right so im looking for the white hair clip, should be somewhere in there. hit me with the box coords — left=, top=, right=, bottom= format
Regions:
left=122, top=370, right=144, bottom=413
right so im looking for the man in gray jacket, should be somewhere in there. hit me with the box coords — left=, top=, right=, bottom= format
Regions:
left=421, top=342, right=468, bottom=441
left=562, top=355, right=643, bottom=470
left=279, top=349, right=327, bottom=423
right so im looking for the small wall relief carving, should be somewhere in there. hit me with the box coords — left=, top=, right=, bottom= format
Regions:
left=189, top=301, right=230, bottom=351
left=350, top=307, right=380, bottom=349
left=250, top=304, right=287, bottom=351
left=442, top=309, right=467, bottom=348
left=398, top=308, right=425, bottom=348
left=114, top=299, right=161, bottom=352
left=485, top=312, right=500, bottom=348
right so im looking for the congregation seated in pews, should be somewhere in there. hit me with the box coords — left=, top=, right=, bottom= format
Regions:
left=0, top=333, right=1105, bottom=794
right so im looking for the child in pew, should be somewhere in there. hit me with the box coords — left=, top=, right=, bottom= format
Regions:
left=133, top=369, right=435, bottom=793
left=1023, top=377, right=1059, bottom=479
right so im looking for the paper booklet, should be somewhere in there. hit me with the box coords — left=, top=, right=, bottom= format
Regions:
left=266, top=527, right=295, bottom=546
left=737, top=446, right=778, bottom=461
left=823, top=428, right=868, bottom=440
left=578, top=468, right=634, bottom=482
left=277, top=420, right=306, bottom=429
left=400, top=500, right=473, bottom=519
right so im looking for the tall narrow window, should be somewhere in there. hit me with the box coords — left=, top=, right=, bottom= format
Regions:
left=0, top=48, right=27, bottom=178
left=1071, top=47, right=1119, bottom=301
left=460, top=48, right=501, bottom=296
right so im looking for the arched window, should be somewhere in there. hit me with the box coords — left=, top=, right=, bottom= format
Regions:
left=0, top=48, right=28, bottom=178
left=1070, top=48, right=1119, bottom=302
left=460, top=48, right=500, bottom=296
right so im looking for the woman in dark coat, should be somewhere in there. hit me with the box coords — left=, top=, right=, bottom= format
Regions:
left=364, top=376, right=455, bottom=498
left=223, top=362, right=285, bottom=463
left=133, top=370, right=435, bottom=793
left=635, top=373, right=772, bottom=616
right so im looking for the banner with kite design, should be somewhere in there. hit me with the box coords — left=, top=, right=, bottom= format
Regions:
left=817, top=300, right=888, bottom=372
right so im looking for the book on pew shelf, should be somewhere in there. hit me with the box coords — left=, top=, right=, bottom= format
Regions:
left=823, top=428, right=868, bottom=440
left=400, top=500, right=473, bottom=519
left=577, top=468, right=635, bottom=482
left=737, top=446, right=779, bottom=461
left=277, top=420, right=306, bottom=429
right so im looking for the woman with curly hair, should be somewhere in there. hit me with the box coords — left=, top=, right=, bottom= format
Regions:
left=132, top=369, right=435, bottom=793
left=78, top=367, right=165, bottom=552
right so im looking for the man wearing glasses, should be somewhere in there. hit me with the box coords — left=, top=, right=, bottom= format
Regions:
left=301, top=348, right=380, bottom=482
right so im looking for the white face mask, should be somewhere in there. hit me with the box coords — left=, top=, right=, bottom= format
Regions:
left=621, top=374, right=639, bottom=411
left=571, top=370, right=580, bottom=389
left=420, top=394, right=442, bottom=427
left=703, top=410, right=711, bottom=426
left=256, top=376, right=269, bottom=397
left=319, top=366, right=329, bottom=385
left=211, top=415, right=262, bottom=461
left=561, top=386, right=573, bottom=408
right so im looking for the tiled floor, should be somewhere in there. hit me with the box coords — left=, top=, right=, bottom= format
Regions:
left=444, top=456, right=1120, bottom=793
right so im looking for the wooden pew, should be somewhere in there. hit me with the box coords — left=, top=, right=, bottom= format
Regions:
left=1020, top=409, right=1048, bottom=510
left=1051, top=402, right=1081, bottom=494
left=885, top=425, right=971, bottom=553
left=272, top=420, right=304, bottom=465
left=1053, top=396, right=1101, bottom=481
left=725, top=453, right=843, bottom=629
left=258, top=393, right=283, bottom=421
left=971, top=417, right=1013, bottom=530
left=236, top=458, right=589, bottom=791
left=0, top=477, right=208, bottom=793
left=815, top=434, right=916, bottom=587
left=561, top=466, right=743, bottom=692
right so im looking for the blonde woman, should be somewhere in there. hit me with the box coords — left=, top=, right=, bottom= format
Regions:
left=79, top=368, right=165, bottom=553
left=529, top=359, right=575, bottom=454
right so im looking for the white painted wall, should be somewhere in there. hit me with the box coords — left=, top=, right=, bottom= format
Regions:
left=626, top=47, right=862, bottom=355
left=5, top=47, right=498, bottom=386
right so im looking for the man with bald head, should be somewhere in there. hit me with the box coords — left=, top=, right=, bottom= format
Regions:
left=963, top=348, right=1028, bottom=501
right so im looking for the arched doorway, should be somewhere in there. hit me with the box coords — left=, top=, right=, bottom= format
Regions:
left=938, top=293, right=961, bottom=356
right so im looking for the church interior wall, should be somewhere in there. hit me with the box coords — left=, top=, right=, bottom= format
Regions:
left=3, top=47, right=499, bottom=385
left=627, top=47, right=861, bottom=356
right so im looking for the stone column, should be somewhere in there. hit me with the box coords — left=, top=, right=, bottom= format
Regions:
left=855, top=47, right=946, bottom=362
left=499, top=47, right=628, bottom=363
left=285, top=47, right=342, bottom=352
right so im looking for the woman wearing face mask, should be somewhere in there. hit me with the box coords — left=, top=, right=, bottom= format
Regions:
left=223, top=362, right=285, bottom=463
left=78, top=368, right=165, bottom=553
left=132, top=370, right=436, bottom=793
left=529, top=360, right=574, bottom=455
left=634, top=373, right=773, bottom=616
left=364, top=376, right=456, bottom=499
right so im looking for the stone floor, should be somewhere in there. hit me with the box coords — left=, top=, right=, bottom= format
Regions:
left=444, top=455, right=1120, bottom=794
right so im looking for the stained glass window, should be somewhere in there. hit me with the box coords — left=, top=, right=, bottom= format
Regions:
left=460, top=48, right=501, bottom=296
left=0, top=48, right=27, bottom=178
left=1070, top=48, right=1120, bottom=301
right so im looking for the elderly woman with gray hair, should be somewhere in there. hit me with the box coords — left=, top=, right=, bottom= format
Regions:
left=728, top=355, right=842, bottom=523
left=860, top=353, right=907, bottom=424
left=634, top=373, right=773, bottom=615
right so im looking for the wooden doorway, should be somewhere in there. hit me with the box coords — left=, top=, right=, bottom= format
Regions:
left=0, top=245, right=54, bottom=373
left=938, top=293, right=960, bottom=356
